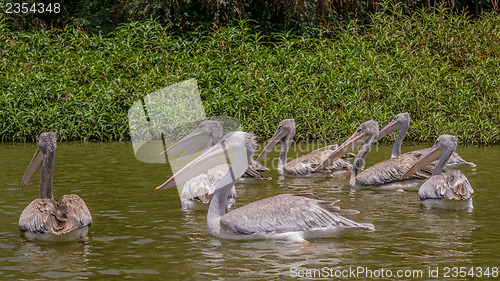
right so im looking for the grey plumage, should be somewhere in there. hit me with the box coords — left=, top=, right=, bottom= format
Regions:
left=377, top=112, right=475, bottom=168
left=164, top=120, right=269, bottom=210
left=316, top=120, right=430, bottom=190
left=355, top=150, right=432, bottom=187
left=418, top=170, right=473, bottom=201
left=402, top=135, right=474, bottom=210
left=283, top=147, right=352, bottom=176
left=256, top=119, right=352, bottom=177
left=19, top=195, right=92, bottom=235
left=157, top=131, right=373, bottom=241
left=19, top=132, right=92, bottom=240
left=220, top=194, right=372, bottom=235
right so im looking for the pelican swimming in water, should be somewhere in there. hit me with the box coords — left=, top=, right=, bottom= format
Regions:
left=19, top=132, right=92, bottom=241
left=256, top=119, right=352, bottom=177
left=402, top=135, right=474, bottom=210
left=162, top=120, right=269, bottom=210
left=377, top=112, right=475, bottom=168
left=315, top=120, right=431, bottom=190
left=156, top=131, right=374, bottom=242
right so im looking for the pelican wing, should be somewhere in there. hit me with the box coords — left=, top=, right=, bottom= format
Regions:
left=19, top=198, right=58, bottom=233
left=220, top=194, right=372, bottom=235
left=182, top=174, right=213, bottom=203
left=312, top=144, right=338, bottom=152
left=418, top=171, right=473, bottom=201
left=19, top=195, right=90, bottom=235
left=206, top=164, right=229, bottom=188
left=356, top=150, right=432, bottom=186
left=181, top=164, right=235, bottom=204
left=401, top=149, right=435, bottom=175
left=309, top=144, right=356, bottom=157
left=411, top=148, right=474, bottom=168
left=285, top=149, right=352, bottom=175
left=447, top=152, right=476, bottom=168
left=57, top=194, right=92, bottom=232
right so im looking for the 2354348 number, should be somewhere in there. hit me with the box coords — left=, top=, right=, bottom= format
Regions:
left=5, top=3, right=61, bottom=14
left=443, top=267, right=498, bottom=278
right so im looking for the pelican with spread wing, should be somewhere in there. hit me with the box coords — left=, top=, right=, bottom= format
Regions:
left=19, top=132, right=92, bottom=241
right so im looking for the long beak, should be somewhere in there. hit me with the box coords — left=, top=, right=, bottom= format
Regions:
left=401, top=146, right=442, bottom=179
left=255, top=129, right=287, bottom=162
left=314, top=132, right=366, bottom=172
left=375, top=119, right=401, bottom=141
left=160, top=129, right=210, bottom=161
left=156, top=142, right=232, bottom=191
left=21, top=147, right=43, bottom=189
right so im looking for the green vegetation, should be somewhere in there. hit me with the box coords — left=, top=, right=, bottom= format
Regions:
left=1, top=4, right=499, bottom=144
left=4, top=0, right=496, bottom=37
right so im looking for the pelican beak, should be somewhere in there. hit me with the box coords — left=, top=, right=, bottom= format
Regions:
left=255, top=128, right=288, bottom=162
left=314, top=131, right=367, bottom=172
left=21, top=147, right=43, bottom=189
left=401, top=146, right=442, bottom=179
left=376, top=119, right=401, bottom=141
left=156, top=141, right=232, bottom=191
left=160, top=129, right=210, bottom=161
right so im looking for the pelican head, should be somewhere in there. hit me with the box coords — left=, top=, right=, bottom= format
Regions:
left=161, top=120, right=223, bottom=160
left=256, top=119, right=295, bottom=162
left=314, top=120, right=378, bottom=171
left=402, top=135, right=458, bottom=179
left=376, top=112, right=410, bottom=141
left=156, top=131, right=256, bottom=191
left=38, top=132, right=57, bottom=152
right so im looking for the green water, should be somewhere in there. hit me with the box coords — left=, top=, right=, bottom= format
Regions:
left=0, top=141, right=499, bottom=280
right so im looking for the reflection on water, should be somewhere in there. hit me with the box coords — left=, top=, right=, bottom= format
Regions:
left=14, top=241, right=92, bottom=279
left=0, top=142, right=499, bottom=280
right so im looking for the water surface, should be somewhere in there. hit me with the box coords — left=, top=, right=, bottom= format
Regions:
left=0, top=141, right=499, bottom=280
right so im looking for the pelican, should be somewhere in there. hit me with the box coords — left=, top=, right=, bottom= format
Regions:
left=162, top=120, right=269, bottom=210
left=156, top=131, right=374, bottom=242
left=402, top=135, right=474, bottom=210
left=315, top=120, right=430, bottom=190
left=256, top=119, right=352, bottom=177
left=19, top=132, right=92, bottom=241
left=377, top=112, right=476, bottom=168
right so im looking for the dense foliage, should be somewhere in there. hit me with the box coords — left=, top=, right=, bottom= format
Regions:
left=1, top=4, right=499, bottom=144
left=3, top=0, right=500, bottom=36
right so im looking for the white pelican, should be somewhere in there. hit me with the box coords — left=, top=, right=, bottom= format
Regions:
left=377, top=112, right=476, bottom=168
left=402, top=135, right=474, bottom=210
left=256, top=119, right=352, bottom=177
left=19, top=132, right=92, bottom=241
left=162, top=120, right=269, bottom=210
left=315, top=120, right=430, bottom=190
left=156, top=131, right=374, bottom=242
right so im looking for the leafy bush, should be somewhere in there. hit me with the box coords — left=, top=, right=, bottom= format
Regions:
left=1, top=6, right=499, bottom=144
left=3, top=0, right=500, bottom=37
